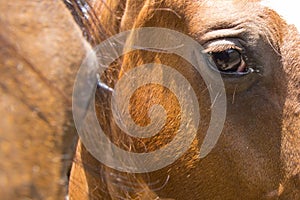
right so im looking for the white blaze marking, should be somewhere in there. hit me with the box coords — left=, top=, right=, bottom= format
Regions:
left=260, top=0, right=300, bottom=32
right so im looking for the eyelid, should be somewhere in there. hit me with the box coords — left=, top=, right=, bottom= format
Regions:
left=202, top=40, right=243, bottom=53
left=200, top=28, right=245, bottom=41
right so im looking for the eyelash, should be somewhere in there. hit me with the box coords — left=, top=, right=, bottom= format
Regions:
left=202, top=44, right=243, bottom=54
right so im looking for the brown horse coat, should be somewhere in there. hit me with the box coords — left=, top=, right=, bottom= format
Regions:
left=0, top=0, right=299, bottom=199
left=69, top=0, right=300, bottom=199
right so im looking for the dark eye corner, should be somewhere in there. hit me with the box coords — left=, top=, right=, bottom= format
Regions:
left=203, top=40, right=260, bottom=77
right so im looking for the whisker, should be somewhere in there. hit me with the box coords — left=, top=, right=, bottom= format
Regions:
left=155, top=8, right=182, bottom=19
left=151, top=175, right=170, bottom=192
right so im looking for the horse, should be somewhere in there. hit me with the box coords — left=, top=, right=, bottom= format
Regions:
left=0, top=0, right=92, bottom=199
left=68, top=0, right=300, bottom=199
left=0, top=0, right=299, bottom=199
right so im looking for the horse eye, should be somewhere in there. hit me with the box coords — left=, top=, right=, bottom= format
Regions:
left=208, top=49, right=247, bottom=73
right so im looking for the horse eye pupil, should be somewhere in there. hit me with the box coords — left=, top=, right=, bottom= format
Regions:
left=210, top=49, right=242, bottom=72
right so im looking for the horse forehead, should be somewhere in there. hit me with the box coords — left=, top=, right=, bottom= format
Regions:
left=260, top=0, right=300, bottom=31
